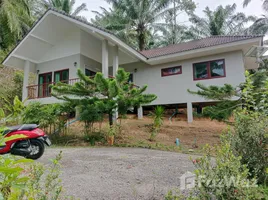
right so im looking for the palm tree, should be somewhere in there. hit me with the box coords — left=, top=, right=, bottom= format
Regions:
left=243, top=0, right=268, bottom=35
left=243, top=0, right=268, bottom=11
left=91, top=0, right=172, bottom=51
left=38, top=0, right=87, bottom=17
left=0, top=0, right=34, bottom=51
left=187, top=4, right=256, bottom=39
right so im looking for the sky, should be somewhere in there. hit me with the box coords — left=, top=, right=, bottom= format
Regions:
left=75, top=0, right=265, bottom=22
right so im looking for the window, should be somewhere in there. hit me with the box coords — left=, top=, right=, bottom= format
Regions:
left=54, top=69, right=69, bottom=83
left=161, top=66, right=182, bottom=77
left=128, top=73, right=134, bottom=83
left=85, top=69, right=96, bottom=77
left=193, top=59, right=225, bottom=80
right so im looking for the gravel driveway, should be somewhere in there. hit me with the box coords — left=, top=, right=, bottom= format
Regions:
left=38, top=147, right=196, bottom=200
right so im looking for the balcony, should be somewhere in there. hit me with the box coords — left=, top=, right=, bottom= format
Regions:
left=27, top=78, right=80, bottom=99
left=27, top=76, right=138, bottom=100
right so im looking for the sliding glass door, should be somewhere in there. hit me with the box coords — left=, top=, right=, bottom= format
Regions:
left=38, top=72, right=52, bottom=98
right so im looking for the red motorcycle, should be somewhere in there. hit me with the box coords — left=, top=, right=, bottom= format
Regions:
left=0, top=124, right=51, bottom=160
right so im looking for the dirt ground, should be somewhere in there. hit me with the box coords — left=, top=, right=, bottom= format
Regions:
left=118, top=115, right=227, bottom=149
left=65, top=114, right=227, bottom=151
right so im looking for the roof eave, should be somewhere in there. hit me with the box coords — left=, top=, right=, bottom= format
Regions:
left=145, top=37, right=263, bottom=65
left=2, top=9, right=148, bottom=67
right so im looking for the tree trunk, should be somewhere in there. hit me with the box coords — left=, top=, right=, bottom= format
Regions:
left=138, top=24, right=146, bottom=51
left=138, top=33, right=145, bottom=51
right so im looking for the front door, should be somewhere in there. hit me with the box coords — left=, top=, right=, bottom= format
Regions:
left=38, top=72, right=52, bottom=98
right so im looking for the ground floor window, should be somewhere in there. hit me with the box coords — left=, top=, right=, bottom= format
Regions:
left=128, top=73, right=134, bottom=83
left=85, top=69, right=96, bottom=77
left=193, top=59, right=225, bottom=80
left=54, top=69, right=69, bottom=83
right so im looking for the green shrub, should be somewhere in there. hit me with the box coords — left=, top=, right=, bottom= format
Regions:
left=226, top=110, right=268, bottom=185
left=22, top=102, right=75, bottom=134
left=84, top=131, right=106, bottom=145
left=192, top=143, right=263, bottom=200
left=0, top=141, right=71, bottom=199
left=149, top=106, right=165, bottom=141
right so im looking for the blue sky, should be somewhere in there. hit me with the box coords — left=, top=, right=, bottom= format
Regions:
left=75, top=0, right=265, bottom=22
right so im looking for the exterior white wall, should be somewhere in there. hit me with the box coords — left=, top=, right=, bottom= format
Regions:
left=39, top=28, right=80, bottom=63
left=121, top=51, right=245, bottom=105
left=80, top=54, right=102, bottom=74
left=35, top=54, right=81, bottom=85
left=27, top=50, right=245, bottom=106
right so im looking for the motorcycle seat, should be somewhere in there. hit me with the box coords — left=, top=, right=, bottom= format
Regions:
left=2, top=124, right=39, bottom=135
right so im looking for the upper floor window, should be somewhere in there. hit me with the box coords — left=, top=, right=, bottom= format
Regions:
left=161, top=66, right=182, bottom=77
left=54, top=69, right=69, bottom=83
left=193, top=59, right=225, bottom=80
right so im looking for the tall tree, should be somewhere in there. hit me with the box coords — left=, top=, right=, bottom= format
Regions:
left=187, top=4, right=256, bottom=39
left=91, top=0, right=172, bottom=51
left=169, top=0, right=196, bottom=45
left=243, top=0, right=268, bottom=35
left=243, top=0, right=268, bottom=11
left=51, top=68, right=157, bottom=125
left=0, top=0, right=34, bottom=51
left=38, top=0, right=87, bottom=17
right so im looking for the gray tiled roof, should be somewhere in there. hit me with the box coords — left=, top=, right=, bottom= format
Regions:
left=140, top=35, right=263, bottom=58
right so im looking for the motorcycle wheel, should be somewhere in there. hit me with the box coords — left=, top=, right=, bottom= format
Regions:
left=26, top=139, right=45, bottom=160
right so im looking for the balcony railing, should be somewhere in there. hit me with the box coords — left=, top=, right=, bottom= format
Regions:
left=27, top=78, right=80, bottom=99
left=27, top=76, right=139, bottom=100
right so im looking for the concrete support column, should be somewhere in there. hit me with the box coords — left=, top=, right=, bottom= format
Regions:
left=187, top=102, right=193, bottom=123
left=112, top=46, right=119, bottom=122
left=138, top=106, right=143, bottom=119
left=102, top=39, right=109, bottom=78
left=113, top=45, right=119, bottom=77
left=22, top=60, right=30, bottom=101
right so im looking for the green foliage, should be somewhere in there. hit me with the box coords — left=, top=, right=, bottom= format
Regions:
left=188, top=83, right=237, bottom=101
left=226, top=111, right=268, bottom=185
left=202, top=101, right=238, bottom=121
left=38, top=0, right=88, bottom=17
left=223, top=73, right=268, bottom=185
left=192, top=143, right=263, bottom=199
left=22, top=102, right=75, bottom=134
left=0, top=135, right=69, bottom=200
left=150, top=106, right=165, bottom=141
left=0, top=96, right=25, bottom=125
left=79, top=100, right=106, bottom=133
left=188, top=71, right=268, bottom=121
left=187, top=3, right=256, bottom=39
left=91, top=0, right=173, bottom=50
left=52, top=68, right=157, bottom=128
left=0, top=0, right=34, bottom=52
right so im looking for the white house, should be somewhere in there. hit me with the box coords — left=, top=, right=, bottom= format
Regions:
left=2, top=9, right=267, bottom=122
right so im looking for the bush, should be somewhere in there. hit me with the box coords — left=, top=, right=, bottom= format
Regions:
left=22, top=102, right=75, bottom=134
left=0, top=139, right=71, bottom=199
left=192, top=143, right=263, bottom=199
left=226, top=110, right=268, bottom=185
left=150, top=106, right=165, bottom=141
